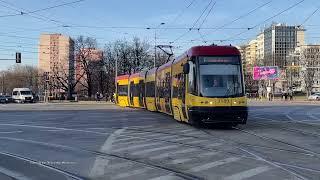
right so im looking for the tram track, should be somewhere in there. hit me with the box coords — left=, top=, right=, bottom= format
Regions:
left=0, top=123, right=319, bottom=179
left=0, top=151, right=86, bottom=180
left=199, top=128, right=312, bottom=180
left=247, top=120, right=320, bottom=138
left=121, top=126, right=317, bottom=157
left=230, top=126, right=320, bottom=157
left=0, top=136, right=203, bottom=180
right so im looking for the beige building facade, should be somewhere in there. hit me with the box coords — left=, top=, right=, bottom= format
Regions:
left=289, top=45, right=320, bottom=92
left=38, top=34, right=74, bottom=96
left=256, top=32, right=264, bottom=65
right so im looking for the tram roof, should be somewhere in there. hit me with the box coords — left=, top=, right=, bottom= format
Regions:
left=146, top=67, right=157, bottom=76
left=115, top=74, right=129, bottom=81
left=157, top=59, right=174, bottom=71
left=129, top=72, right=140, bottom=79
left=174, top=45, right=240, bottom=64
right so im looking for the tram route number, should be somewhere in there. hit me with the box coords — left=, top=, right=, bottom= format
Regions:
left=217, top=99, right=231, bottom=104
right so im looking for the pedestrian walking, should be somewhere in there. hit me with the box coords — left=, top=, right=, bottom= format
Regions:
left=267, top=86, right=272, bottom=101
left=288, top=88, right=293, bottom=101
left=258, top=88, right=263, bottom=100
left=95, top=92, right=100, bottom=102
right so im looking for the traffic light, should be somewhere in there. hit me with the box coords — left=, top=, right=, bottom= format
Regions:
left=16, top=52, right=21, bottom=63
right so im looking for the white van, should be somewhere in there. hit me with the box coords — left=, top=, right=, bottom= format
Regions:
left=12, top=88, right=34, bottom=103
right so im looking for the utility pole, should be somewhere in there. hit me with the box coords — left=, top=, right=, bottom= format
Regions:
left=114, top=53, right=118, bottom=103
left=154, top=30, right=156, bottom=68
left=1, top=73, right=4, bottom=95
left=151, top=23, right=165, bottom=68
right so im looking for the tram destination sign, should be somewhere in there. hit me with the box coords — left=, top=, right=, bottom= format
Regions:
left=253, top=66, right=279, bottom=80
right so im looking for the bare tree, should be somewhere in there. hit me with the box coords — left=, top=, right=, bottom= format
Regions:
left=0, top=65, right=39, bottom=95
left=300, top=49, right=318, bottom=97
left=74, top=36, right=102, bottom=97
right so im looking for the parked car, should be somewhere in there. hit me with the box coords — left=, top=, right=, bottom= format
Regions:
left=0, top=95, right=6, bottom=103
left=5, top=95, right=13, bottom=103
left=12, top=88, right=34, bottom=103
left=308, top=93, right=320, bottom=101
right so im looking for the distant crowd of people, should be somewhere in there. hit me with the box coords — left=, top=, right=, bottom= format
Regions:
left=248, top=87, right=294, bottom=101
left=95, top=92, right=115, bottom=102
left=281, top=88, right=294, bottom=101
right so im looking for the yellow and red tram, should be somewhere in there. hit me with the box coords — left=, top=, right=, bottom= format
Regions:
left=115, top=45, right=248, bottom=126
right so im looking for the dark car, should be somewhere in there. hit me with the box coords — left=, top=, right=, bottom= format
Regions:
left=0, top=95, right=6, bottom=103
left=5, top=95, right=13, bottom=103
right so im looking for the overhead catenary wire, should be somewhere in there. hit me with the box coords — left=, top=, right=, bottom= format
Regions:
left=198, top=1, right=216, bottom=30
left=0, top=0, right=131, bottom=40
left=196, top=1, right=216, bottom=43
left=0, top=0, right=63, bottom=25
left=193, top=0, right=272, bottom=42
left=299, top=6, right=320, bottom=26
left=221, top=0, right=305, bottom=42
left=161, top=0, right=197, bottom=32
left=171, top=0, right=215, bottom=43
left=0, top=0, right=86, bottom=18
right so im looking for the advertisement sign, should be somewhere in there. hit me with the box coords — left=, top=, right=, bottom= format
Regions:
left=253, top=66, right=279, bottom=80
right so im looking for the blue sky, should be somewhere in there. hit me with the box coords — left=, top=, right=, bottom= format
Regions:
left=0, top=0, right=319, bottom=70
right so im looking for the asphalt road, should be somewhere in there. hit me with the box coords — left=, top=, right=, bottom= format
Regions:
left=0, top=101, right=319, bottom=180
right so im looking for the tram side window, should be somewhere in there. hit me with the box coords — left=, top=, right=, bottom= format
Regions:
left=173, top=73, right=183, bottom=98
left=156, top=80, right=163, bottom=98
left=146, top=81, right=155, bottom=97
left=132, top=84, right=139, bottom=97
left=164, top=72, right=171, bottom=98
left=172, top=74, right=179, bottom=98
left=139, top=80, right=145, bottom=98
left=117, top=85, right=128, bottom=96
left=188, top=61, right=197, bottom=95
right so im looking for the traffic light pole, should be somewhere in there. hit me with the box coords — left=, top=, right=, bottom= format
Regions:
left=0, top=52, right=21, bottom=63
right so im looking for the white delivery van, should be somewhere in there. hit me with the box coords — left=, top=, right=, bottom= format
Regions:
left=12, top=88, right=34, bottom=103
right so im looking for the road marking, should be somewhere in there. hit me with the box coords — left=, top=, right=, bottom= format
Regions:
left=148, top=174, right=185, bottom=180
left=0, top=123, right=108, bottom=135
left=150, top=148, right=198, bottom=160
left=39, top=129, right=65, bottom=132
left=155, top=135, right=179, bottom=140
left=307, top=109, right=320, bottom=120
left=113, top=168, right=149, bottom=180
left=141, top=133, right=166, bottom=138
left=89, top=128, right=126, bottom=178
left=198, top=151, right=219, bottom=157
left=108, top=162, right=132, bottom=169
left=189, top=157, right=240, bottom=172
left=187, top=139, right=208, bottom=144
left=87, top=128, right=106, bottom=130
left=207, top=142, right=223, bottom=147
left=0, top=131, right=23, bottom=134
left=114, top=138, right=145, bottom=145
left=115, top=142, right=162, bottom=152
left=184, top=132, right=203, bottom=136
left=0, top=166, right=32, bottom=180
left=179, top=129, right=194, bottom=133
left=123, top=131, right=154, bottom=136
left=115, top=136, right=141, bottom=143
left=131, top=145, right=178, bottom=156
left=223, top=166, right=271, bottom=180
left=130, top=125, right=154, bottom=128
left=169, top=158, right=192, bottom=165
left=173, top=137, right=194, bottom=141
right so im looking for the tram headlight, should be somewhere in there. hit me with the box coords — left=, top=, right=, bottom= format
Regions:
left=209, top=101, right=213, bottom=105
left=233, top=101, right=237, bottom=104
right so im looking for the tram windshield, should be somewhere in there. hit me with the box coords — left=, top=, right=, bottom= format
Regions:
left=199, top=57, right=243, bottom=97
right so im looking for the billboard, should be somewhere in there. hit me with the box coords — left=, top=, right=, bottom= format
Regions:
left=253, top=66, right=279, bottom=80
